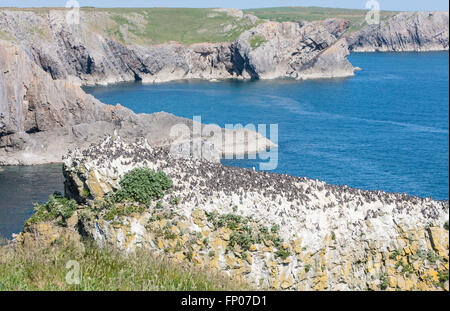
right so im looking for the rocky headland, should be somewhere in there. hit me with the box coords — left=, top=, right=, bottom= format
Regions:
left=0, top=39, right=273, bottom=165
left=14, top=135, right=449, bottom=291
left=0, top=9, right=356, bottom=85
left=1, top=8, right=449, bottom=291
left=347, top=12, right=449, bottom=52
left=1, top=8, right=448, bottom=165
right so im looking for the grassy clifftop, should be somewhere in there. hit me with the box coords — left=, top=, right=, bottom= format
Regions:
left=244, top=6, right=399, bottom=32
left=0, top=7, right=259, bottom=45
left=89, top=8, right=260, bottom=45
left=0, top=7, right=401, bottom=44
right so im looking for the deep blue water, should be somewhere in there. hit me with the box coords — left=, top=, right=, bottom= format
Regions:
left=0, top=52, right=448, bottom=239
left=84, top=52, right=449, bottom=200
left=0, top=165, right=64, bottom=239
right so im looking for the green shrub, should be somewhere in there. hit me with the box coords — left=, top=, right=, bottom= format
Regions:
left=170, top=196, right=180, bottom=206
left=210, top=213, right=247, bottom=230
left=114, top=168, right=172, bottom=205
left=275, top=248, right=290, bottom=260
left=81, top=188, right=91, bottom=198
left=271, top=224, right=280, bottom=234
left=379, top=273, right=389, bottom=290
left=26, top=192, right=77, bottom=227
left=104, top=204, right=146, bottom=221
left=229, top=231, right=256, bottom=252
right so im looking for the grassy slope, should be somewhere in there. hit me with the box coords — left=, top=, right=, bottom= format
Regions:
left=244, top=6, right=399, bottom=32
left=80, top=7, right=259, bottom=45
left=0, top=7, right=260, bottom=45
left=0, top=7, right=400, bottom=44
left=0, top=241, right=250, bottom=290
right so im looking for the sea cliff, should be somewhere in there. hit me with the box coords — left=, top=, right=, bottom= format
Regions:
left=0, top=39, right=273, bottom=165
left=0, top=9, right=355, bottom=85
left=347, top=12, right=449, bottom=52
left=1, top=8, right=449, bottom=165
left=14, top=136, right=449, bottom=291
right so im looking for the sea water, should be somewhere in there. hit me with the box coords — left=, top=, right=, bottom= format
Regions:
left=1, top=52, right=448, bottom=239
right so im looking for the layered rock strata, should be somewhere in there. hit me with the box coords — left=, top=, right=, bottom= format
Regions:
left=0, top=9, right=355, bottom=85
left=17, top=136, right=447, bottom=291
left=347, top=12, right=449, bottom=52
left=0, top=40, right=274, bottom=165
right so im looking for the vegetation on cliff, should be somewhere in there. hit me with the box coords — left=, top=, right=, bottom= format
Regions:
left=25, top=193, right=77, bottom=227
left=244, top=6, right=398, bottom=32
left=114, top=168, right=173, bottom=205
left=0, top=7, right=259, bottom=45
left=0, top=167, right=254, bottom=291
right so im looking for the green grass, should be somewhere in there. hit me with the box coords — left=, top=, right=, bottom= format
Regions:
left=25, top=193, right=77, bottom=227
left=0, top=241, right=250, bottom=291
left=0, top=7, right=400, bottom=44
left=249, top=34, right=267, bottom=49
left=244, top=6, right=399, bottom=33
left=1, top=7, right=259, bottom=45
left=85, top=8, right=260, bottom=45
left=0, top=30, right=13, bottom=41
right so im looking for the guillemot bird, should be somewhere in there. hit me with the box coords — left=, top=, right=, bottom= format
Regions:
left=66, top=136, right=449, bottom=226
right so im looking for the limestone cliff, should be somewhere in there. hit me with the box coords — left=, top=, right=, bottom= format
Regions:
left=1, top=8, right=449, bottom=165
left=17, top=136, right=448, bottom=291
left=0, top=40, right=273, bottom=165
left=0, top=9, right=355, bottom=85
left=234, top=19, right=354, bottom=80
left=347, top=12, right=449, bottom=52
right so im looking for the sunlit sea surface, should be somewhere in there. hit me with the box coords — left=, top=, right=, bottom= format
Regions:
left=0, top=52, right=448, bottom=239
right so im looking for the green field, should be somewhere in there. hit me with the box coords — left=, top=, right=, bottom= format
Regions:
left=244, top=6, right=399, bottom=32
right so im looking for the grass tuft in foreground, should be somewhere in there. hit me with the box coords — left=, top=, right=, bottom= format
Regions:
left=0, top=240, right=251, bottom=291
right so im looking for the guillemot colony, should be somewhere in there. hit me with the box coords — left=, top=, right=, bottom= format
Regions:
left=52, top=135, right=449, bottom=290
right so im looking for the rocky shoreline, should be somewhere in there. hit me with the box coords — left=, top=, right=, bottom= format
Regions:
left=1, top=7, right=449, bottom=292
left=0, top=39, right=274, bottom=165
left=14, top=135, right=449, bottom=291
left=1, top=9, right=448, bottom=165
left=347, top=12, right=449, bottom=52
left=0, top=9, right=356, bottom=86
left=0, top=9, right=447, bottom=88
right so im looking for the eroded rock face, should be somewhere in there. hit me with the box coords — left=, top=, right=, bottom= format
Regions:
left=61, top=136, right=449, bottom=291
left=347, top=12, right=449, bottom=52
left=0, top=9, right=355, bottom=85
left=234, top=20, right=354, bottom=80
left=0, top=40, right=273, bottom=165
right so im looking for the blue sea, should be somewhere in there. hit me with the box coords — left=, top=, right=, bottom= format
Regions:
left=0, top=52, right=448, bottom=239
left=84, top=52, right=449, bottom=199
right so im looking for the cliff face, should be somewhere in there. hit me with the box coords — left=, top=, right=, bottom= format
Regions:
left=0, top=9, right=355, bottom=85
left=0, top=9, right=448, bottom=88
left=0, top=40, right=273, bottom=165
left=1, top=8, right=449, bottom=164
left=347, top=12, right=449, bottom=52
left=17, top=136, right=449, bottom=291
left=0, top=9, right=351, bottom=164
left=234, top=19, right=354, bottom=80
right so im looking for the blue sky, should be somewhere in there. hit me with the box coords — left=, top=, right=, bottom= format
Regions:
left=1, top=1, right=448, bottom=11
